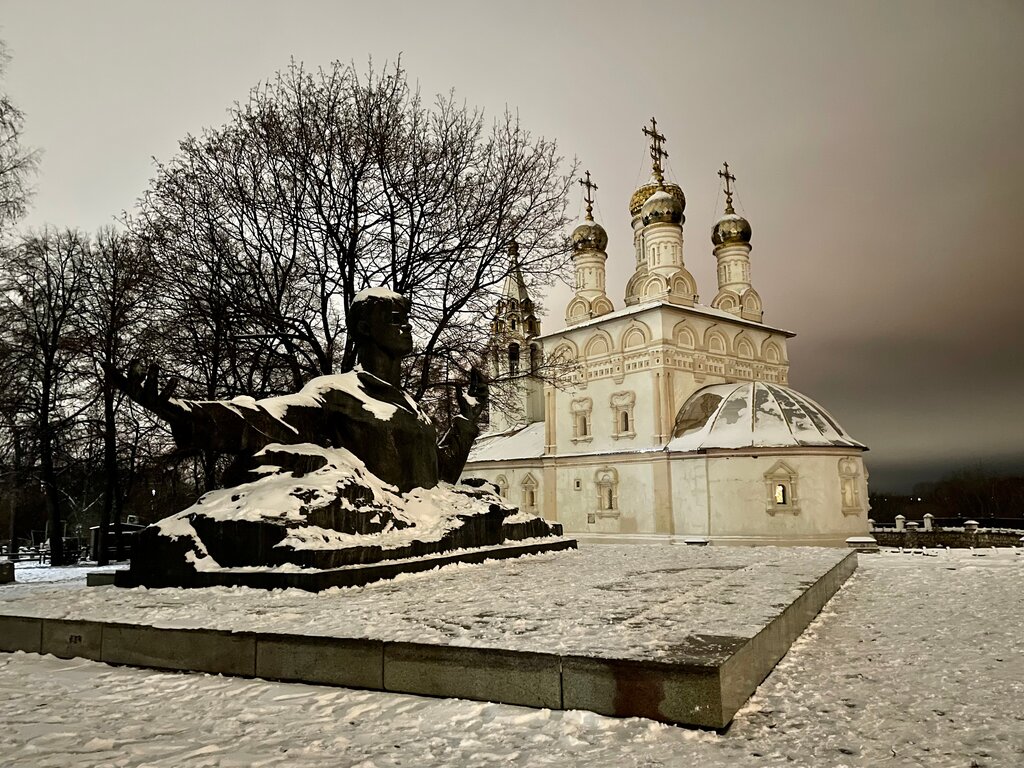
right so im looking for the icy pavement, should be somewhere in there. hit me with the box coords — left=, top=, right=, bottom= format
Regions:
left=1, top=548, right=1023, bottom=766
left=0, top=546, right=847, bottom=662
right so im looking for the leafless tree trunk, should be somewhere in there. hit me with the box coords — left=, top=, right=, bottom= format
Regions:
left=0, top=229, right=88, bottom=565
left=79, top=227, right=155, bottom=562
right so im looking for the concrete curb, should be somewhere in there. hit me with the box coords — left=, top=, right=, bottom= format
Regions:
left=0, top=551, right=857, bottom=728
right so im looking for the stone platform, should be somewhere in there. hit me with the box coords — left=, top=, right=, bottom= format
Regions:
left=111, top=538, right=577, bottom=591
left=0, top=545, right=857, bottom=729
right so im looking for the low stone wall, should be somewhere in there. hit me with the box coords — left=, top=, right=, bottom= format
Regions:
left=873, top=530, right=1022, bottom=548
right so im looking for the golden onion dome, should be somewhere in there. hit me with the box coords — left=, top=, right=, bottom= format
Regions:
left=641, top=188, right=684, bottom=226
left=571, top=219, right=608, bottom=252
left=629, top=179, right=685, bottom=219
left=712, top=212, right=752, bottom=246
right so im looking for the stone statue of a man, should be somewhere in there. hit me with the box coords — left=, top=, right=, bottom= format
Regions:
left=110, top=289, right=487, bottom=493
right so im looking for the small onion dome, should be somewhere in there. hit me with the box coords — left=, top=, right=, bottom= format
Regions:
left=712, top=211, right=752, bottom=246
left=571, top=219, right=608, bottom=252
left=629, top=179, right=685, bottom=219
left=641, top=188, right=684, bottom=226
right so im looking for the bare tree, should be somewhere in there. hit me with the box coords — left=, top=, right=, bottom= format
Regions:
left=79, top=228, right=155, bottom=562
left=133, top=60, right=574, bottom=425
left=0, top=41, right=40, bottom=237
left=0, top=229, right=89, bottom=564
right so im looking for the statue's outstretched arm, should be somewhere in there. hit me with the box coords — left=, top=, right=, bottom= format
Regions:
left=104, top=359, right=275, bottom=454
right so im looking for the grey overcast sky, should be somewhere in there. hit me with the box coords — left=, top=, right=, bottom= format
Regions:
left=2, top=0, right=1023, bottom=492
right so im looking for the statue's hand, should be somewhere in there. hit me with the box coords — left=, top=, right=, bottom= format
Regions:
left=455, top=366, right=489, bottom=423
left=104, top=358, right=186, bottom=425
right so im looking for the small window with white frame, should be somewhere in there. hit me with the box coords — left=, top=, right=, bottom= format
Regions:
left=594, top=467, right=619, bottom=518
left=610, top=391, right=636, bottom=440
left=521, top=473, right=538, bottom=511
left=571, top=397, right=593, bottom=443
left=494, top=474, right=509, bottom=499
left=764, top=460, right=800, bottom=516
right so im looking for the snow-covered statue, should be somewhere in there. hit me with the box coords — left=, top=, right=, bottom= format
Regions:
left=114, top=289, right=484, bottom=492
left=110, top=288, right=565, bottom=588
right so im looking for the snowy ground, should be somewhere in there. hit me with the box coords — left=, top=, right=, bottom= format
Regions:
left=1, top=547, right=1023, bottom=766
left=1, top=546, right=847, bottom=661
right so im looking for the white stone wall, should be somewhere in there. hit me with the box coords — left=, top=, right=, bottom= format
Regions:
left=542, top=303, right=791, bottom=457
left=692, top=452, right=870, bottom=545
left=464, top=448, right=869, bottom=546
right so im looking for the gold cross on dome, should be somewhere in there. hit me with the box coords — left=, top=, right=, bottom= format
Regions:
left=578, top=170, right=598, bottom=220
left=718, top=161, right=737, bottom=212
left=642, top=117, right=669, bottom=183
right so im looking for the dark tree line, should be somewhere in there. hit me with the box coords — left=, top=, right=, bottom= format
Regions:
left=868, top=467, right=1024, bottom=525
left=0, top=57, right=575, bottom=564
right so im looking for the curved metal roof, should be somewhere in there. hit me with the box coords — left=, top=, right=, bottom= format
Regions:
left=667, top=381, right=865, bottom=452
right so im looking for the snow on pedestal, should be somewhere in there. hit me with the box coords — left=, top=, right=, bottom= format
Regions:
left=128, top=443, right=563, bottom=587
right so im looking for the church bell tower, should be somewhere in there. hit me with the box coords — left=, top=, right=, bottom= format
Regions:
left=487, top=242, right=544, bottom=432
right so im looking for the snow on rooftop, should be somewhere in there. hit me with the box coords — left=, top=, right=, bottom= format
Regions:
left=536, top=299, right=794, bottom=340
left=467, top=422, right=546, bottom=463
left=667, top=381, right=865, bottom=452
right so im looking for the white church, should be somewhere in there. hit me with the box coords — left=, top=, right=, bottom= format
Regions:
left=463, top=120, right=870, bottom=546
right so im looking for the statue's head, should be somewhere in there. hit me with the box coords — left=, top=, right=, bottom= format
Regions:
left=349, top=289, right=413, bottom=358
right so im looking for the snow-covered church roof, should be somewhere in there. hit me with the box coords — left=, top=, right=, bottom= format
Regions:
left=467, top=421, right=546, bottom=463
left=667, top=382, right=865, bottom=452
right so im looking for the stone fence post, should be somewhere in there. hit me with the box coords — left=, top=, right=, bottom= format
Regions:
left=923, top=513, right=934, bottom=532
left=895, top=514, right=905, bottom=532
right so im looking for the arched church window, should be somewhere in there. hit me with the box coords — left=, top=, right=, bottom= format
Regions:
left=495, top=474, right=509, bottom=499
left=508, top=343, right=520, bottom=376
left=511, top=318, right=517, bottom=331
left=594, top=467, right=619, bottom=517
left=774, top=483, right=787, bottom=505
left=521, top=474, right=538, bottom=510
left=571, top=397, right=593, bottom=443
left=610, top=391, right=636, bottom=440
left=764, top=461, right=800, bottom=516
